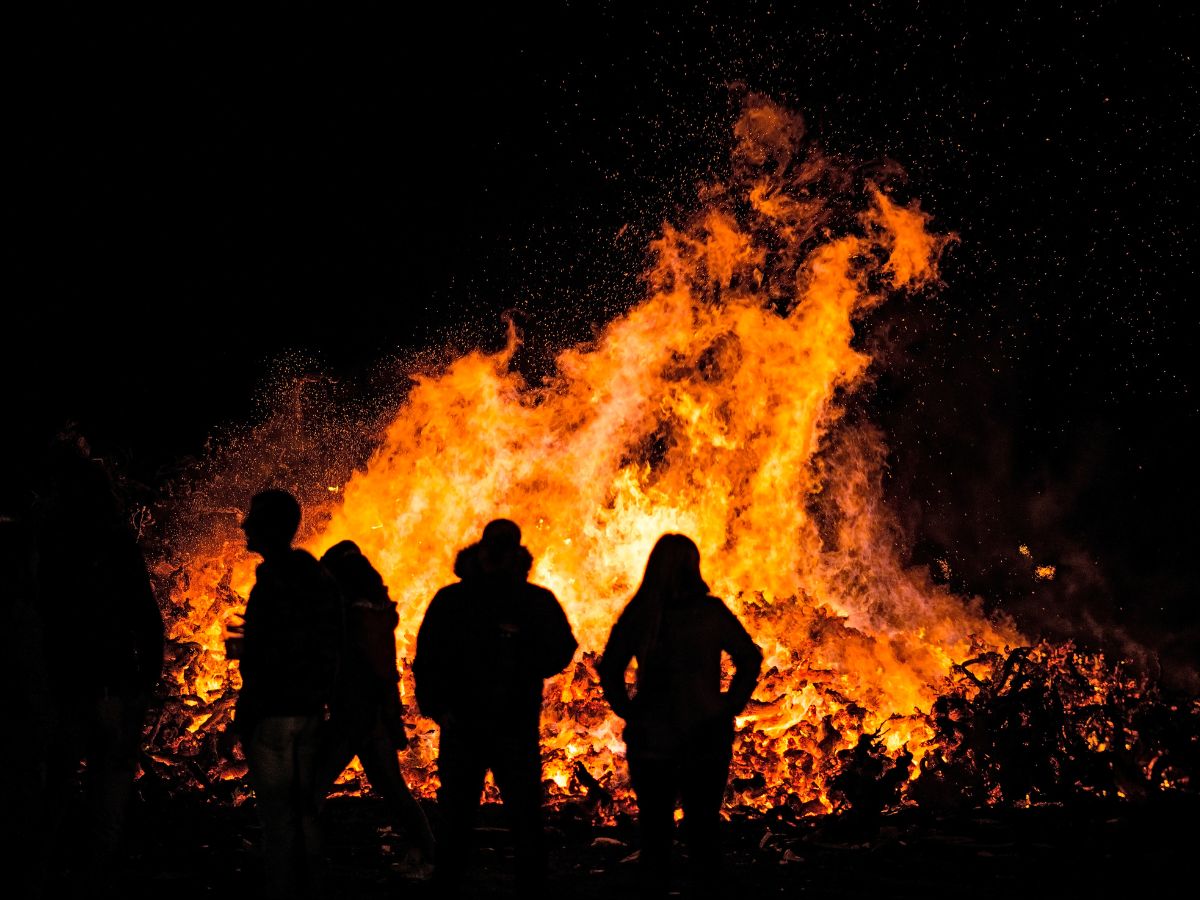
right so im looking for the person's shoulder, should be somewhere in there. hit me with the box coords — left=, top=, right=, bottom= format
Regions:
left=291, top=548, right=337, bottom=579
left=523, top=582, right=561, bottom=605
left=291, top=548, right=320, bottom=566
left=602, top=600, right=639, bottom=640
left=289, top=549, right=342, bottom=592
left=106, top=521, right=143, bottom=552
left=704, top=595, right=759, bottom=641
left=698, top=593, right=736, bottom=616
left=429, top=580, right=470, bottom=607
left=437, top=578, right=471, bottom=595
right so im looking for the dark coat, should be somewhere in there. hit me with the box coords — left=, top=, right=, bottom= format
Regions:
left=413, top=554, right=576, bottom=738
left=321, top=541, right=408, bottom=746
left=598, top=591, right=763, bottom=758
left=235, top=549, right=342, bottom=735
left=36, top=518, right=163, bottom=701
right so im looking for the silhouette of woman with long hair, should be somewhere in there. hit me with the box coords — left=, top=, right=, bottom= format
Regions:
left=598, top=534, right=762, bottom=899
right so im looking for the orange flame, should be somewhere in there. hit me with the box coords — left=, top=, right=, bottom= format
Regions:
left=153, top=97, right=1028, bottom=813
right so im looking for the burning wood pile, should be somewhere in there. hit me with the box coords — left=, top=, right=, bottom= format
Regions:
left=136, top=96, right=1197, bottom=823
left=911, top=643, right=1198, bottom=809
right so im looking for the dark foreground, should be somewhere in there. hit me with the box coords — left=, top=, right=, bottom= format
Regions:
left=41, top=790, right=1198, bottom=899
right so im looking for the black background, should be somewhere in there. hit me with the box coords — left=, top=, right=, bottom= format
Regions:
left=10, top=3, right=1197, bottom=680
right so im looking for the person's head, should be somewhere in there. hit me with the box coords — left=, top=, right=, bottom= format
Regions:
left=475, top=518, right=533, bottom=580
left=321, top=539, right=362, bottom=566
left=242, top=489, right=301, bottom=557
left=42, top=427, right=119, bottom=526
left=321, top=539, right=390, bottom=606
left=632, top=533, right=708, bottom=608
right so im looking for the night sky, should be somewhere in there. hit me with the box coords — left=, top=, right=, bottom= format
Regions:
left=11, top=3, right=1198, bottom=681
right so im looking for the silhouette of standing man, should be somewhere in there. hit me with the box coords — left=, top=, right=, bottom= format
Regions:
left=34, top=431, right=163, bottom=891
left=414, top=519, right=577, bottom=896
left=232, top=489, right=342, bottom=899
left=2, top=505, right=54, bottom=898
left=599, top=534, right=762, bottom=899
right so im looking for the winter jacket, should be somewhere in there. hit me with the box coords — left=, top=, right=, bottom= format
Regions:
left=414, top=556, right=576, bottom=737
left=235, top=549, right=342, bottom=734
left=598, top=591, right=762, bottom=758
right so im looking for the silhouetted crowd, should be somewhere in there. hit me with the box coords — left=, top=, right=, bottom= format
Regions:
left=6, top=436, right=762, bottom=900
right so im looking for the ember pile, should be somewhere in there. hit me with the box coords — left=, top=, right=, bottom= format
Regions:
left=139, top=96, right=1197, bottom=817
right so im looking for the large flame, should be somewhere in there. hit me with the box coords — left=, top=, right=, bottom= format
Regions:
left=153, top=97, right=1037, bottom=813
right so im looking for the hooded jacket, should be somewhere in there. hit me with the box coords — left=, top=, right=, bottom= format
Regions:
left=413, top=543, right=576, bottom=737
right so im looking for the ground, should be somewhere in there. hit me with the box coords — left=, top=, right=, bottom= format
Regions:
left=40, top=789, right=1198, bottom=899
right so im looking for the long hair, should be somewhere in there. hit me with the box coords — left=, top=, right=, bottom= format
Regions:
left=627, top=533, right=709, bottom=664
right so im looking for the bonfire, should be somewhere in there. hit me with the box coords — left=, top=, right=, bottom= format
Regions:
left=142, top=96, right=1197, bottom=823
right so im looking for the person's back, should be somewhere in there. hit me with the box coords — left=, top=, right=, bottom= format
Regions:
left=32, top=435, right=164, bottom=886
left=237, top=546, right=342, bottom=729
left=313, top=540, right=435, bottom=876
left=321, top=540, right=399, bottom=717
left=599, top=533, right=762, bottom=899
left=416, top=545, right=573, bottom=735
left=2, top=509, right=56, bottom=896
left=608, top=591, right=760, bottom=755
left=35, top=444, right=162, bottom=705
left=414, top=519, right=577, bottom=894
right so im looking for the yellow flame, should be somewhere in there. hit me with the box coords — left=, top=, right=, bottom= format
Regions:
left=156, top=97, right=1024, bottom=811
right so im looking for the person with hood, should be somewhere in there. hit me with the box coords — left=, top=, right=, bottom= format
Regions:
left=312, top=539, right=435, bottom=877
left=598, top=533, right=762, bottom=899
left=413, top=518, right=576, bottom=895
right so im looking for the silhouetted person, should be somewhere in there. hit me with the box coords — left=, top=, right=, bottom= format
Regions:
left=32, top=432, right=164, bottom=893
left=2, top=507, right=54, bottom=897
left=598, top=534, right=762, bottom=899
left=312, top=539, right=436, bottom=876
left=231, top=489, right=342, bottom=899
left=413, top=519, right=577, bottom=896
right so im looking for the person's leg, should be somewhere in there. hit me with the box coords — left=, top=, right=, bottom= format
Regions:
left=628, top=755, right=678, bottom=899
left=311, top=715, right=356, bottom=814
left=85, top=693, right=147, bottom=872
left=678, top=745, right=732, bottom=899
left=432, top=727, right=487, bottom=896
left=5, top=719, right=52, bottom=897
left=246, top=715, right=309, bottom=900
left=491, top=736, right=547, bottom=894
left=292, top=714, right=324, bottom=879
left=39, top=705, right=84, bottom=888
left=358, top=726, right=436, bottom=861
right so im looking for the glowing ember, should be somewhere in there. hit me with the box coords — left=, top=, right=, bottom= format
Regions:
left=145, top=97, right=1186, bottom=816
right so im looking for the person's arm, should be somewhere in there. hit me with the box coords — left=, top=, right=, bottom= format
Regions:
left=370, top=605, right=409, bottom=748
left=239, top=575, right=267, bottom=681
left=718, top=601, right=763, bottom=716
left=125, top=540, right=165, bottom=695
left=597, top=608, right=637, bottom=720
left=357, top=605, right=402, bottom=684
left=534, top=589, right=577, bottom=678
left=412, top=589, right=452, bottom=722
left=315, top=568, right=344, bottom=703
